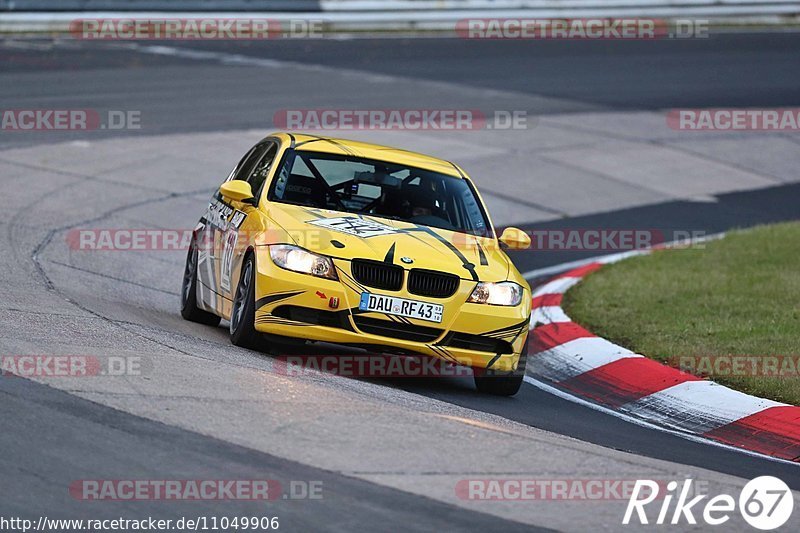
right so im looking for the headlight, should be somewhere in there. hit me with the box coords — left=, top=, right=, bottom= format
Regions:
left=467, top=281, right=523, bottom=306
left=269, top=245, right=337, bottom=280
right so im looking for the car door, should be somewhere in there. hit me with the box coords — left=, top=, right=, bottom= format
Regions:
left=216, top=141, right=280, bottom=315
left=196, top=142, right=271, bottom=315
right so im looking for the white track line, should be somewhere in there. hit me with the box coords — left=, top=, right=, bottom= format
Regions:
left=531, top=276, right=583, bottom=297
left=530, top=305, right=571, bottom=325
left=523, top=375, right=798, bottom=467
left=621, top=380, right=786, bottom=434
left=521, top=230, right=800, bottom=466
left=529, top=337, right=641, bottom=382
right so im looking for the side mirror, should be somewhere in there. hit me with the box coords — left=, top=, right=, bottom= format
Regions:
left=499, top=227, right=531, bottom=250
left=220, top=181, right=255, bottom=204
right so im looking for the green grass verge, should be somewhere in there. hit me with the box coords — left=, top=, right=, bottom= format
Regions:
left=563, top=221, right=800, bottom=405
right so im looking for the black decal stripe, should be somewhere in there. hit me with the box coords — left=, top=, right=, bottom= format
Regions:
left=255, top=317, right=313, bottom=327
left=484, top=327, right=526, bottom=339
left=256, top=319, right=309, bottom=326
left=295, top=138, right=321, bottom=148
left=296, top=135, right=357, bottom=157
left=384, top=243, right=396, bottom=264
left=339, top=278, right=363, bottom=295
left=484, top=333, right=515, bottom=340
left=299, top=206, right=327, bottom=219
left=416, top=226, right=478, bottom=282
left=385, top=315, right=413, bottom=327
left=338, top=269, right=367, bottom=293
left=394, top=228, right=442, bottom=253
left=255, top=291, right=304, bottom=311
left=427, top=344, right=445, bottom=360
left=322, top=137, right=359, bottom=157
left=436, top=345, right=458, bottom=363
left=476, top=242, right=489, bottom=266
left=427, top=343, right=445, bottom=357
left=339, top=278, right=363, bottom=296
left=429, top=344, right=458, bottom=363
left=483, top=332, right=521, bottom=340
left=480, top=319, right=529, bottom=338
left=256, top=308, right=358, bottom=334
left=342, top=280, right=363, bottom=296
left=486, top=354, right=503, bottom=369
left=492, top=332, right=527, bottom=341
left=508, top=325, right=530, bottom=347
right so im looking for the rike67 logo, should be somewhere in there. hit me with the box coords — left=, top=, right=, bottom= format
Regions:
left=624, top=476, right=794, bottom=529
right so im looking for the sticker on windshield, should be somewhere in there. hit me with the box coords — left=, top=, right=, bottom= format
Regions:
left=308, top=216, right=398, bottom=238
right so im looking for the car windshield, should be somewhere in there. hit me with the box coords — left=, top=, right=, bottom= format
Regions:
left=268, top=149, right=492, bottom=237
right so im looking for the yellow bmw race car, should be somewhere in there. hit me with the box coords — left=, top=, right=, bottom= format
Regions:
left=181, top=133, right=532, bottom=395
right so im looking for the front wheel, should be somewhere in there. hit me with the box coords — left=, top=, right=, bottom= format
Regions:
left=230, top=254, right=261, bottom=349
left=474, top=339, right=527, bottom=396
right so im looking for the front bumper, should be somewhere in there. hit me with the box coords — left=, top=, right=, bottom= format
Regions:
left=252, top=247, right=530, bottom=373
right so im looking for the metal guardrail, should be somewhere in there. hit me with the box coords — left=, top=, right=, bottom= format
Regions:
left=321, top=0, right=800, bottom=7
left=1, top=0, right=797, bottom=32
left=319, top=1, right=800, bottom=19
left=0, top=1, right=321, bottom=11
left=3, top=0, right=799, bottom=11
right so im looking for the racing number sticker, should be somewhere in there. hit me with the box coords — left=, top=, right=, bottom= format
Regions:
left=220, top=230, right=238, bottom=293
left=220, top=211, right=246, bottom=293
left=230, top=210, right=246, bottom=230
left=308, top=217, right=398, bottom=238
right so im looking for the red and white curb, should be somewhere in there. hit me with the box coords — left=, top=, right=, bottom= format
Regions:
left=524, top=249, right=800, bottom=463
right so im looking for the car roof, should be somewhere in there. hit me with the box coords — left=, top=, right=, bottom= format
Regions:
left=267, top=132, right=464, bottom=178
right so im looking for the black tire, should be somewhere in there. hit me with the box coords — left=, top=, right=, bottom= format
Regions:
left=230, top=253, right=261, bottom=349
left=181, top=238, right=221, bottom=326
left=474, top=338, right=528, bottom=396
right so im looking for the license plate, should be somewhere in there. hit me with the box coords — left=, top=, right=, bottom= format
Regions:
left=359, top=293, right=443, bottom=324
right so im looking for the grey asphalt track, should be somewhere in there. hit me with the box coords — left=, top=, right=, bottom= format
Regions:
left=2, top=32, right=799, bottom=147
left=2, top=33, right=800, bottom=531
left=0, top=376, right=542, bottom=532
left=182, top=33, right=800, bottom=109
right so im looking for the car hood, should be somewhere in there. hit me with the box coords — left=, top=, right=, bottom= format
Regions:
left=266, top=204, right=511, bottom=282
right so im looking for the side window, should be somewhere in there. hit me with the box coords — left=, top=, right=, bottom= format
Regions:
left=246, top=143, right=278, bottom=200
left=230, top=143, right=268, bottom=183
